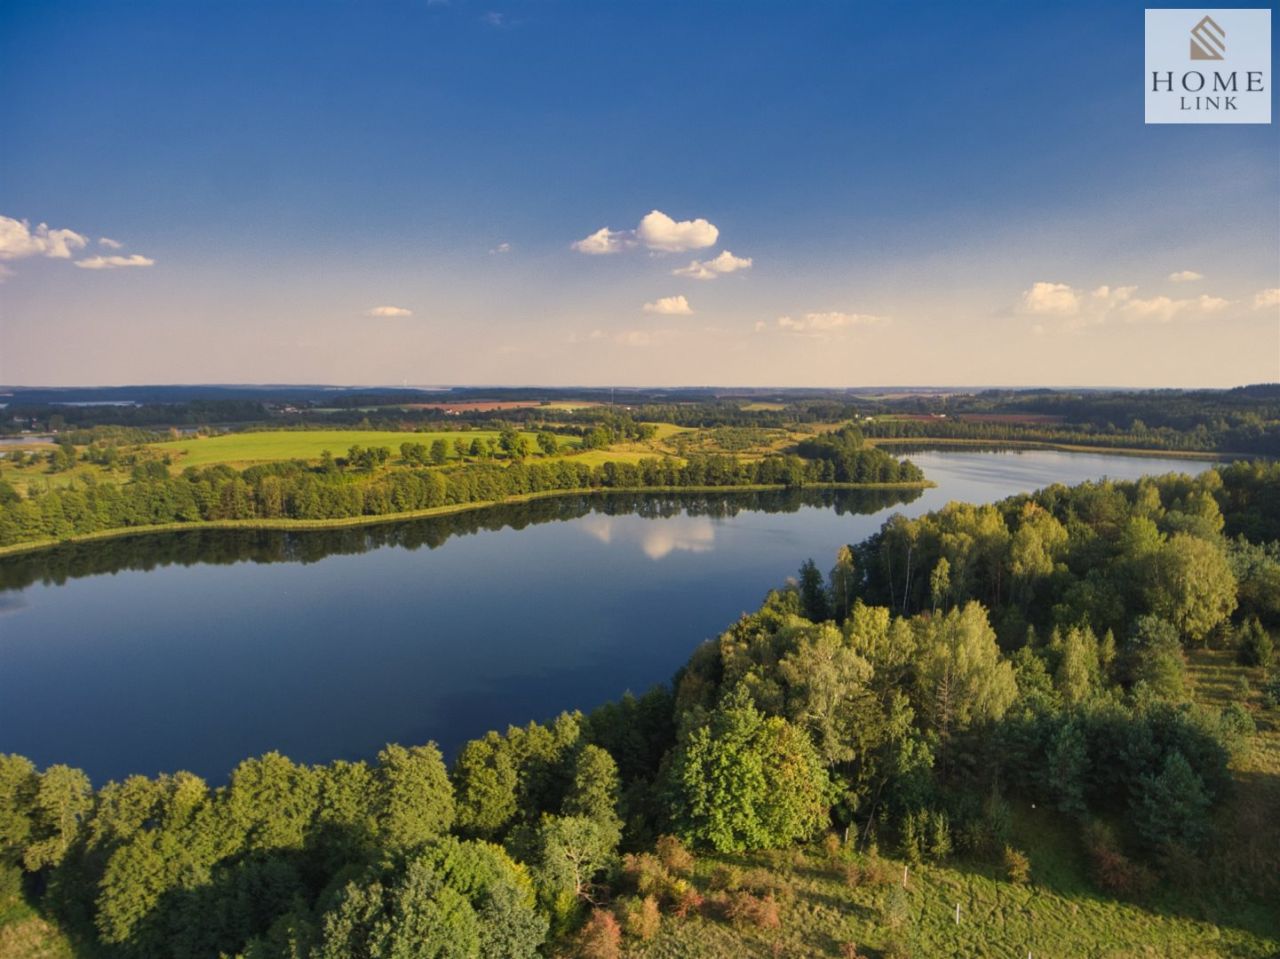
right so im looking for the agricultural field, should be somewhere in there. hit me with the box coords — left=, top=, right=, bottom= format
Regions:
left=144, top=429, right=569, bottom=470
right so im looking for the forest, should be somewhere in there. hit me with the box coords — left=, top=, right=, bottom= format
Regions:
left=6, top=385, right=1278, bottom=456
left=2, top=460, right=1278, bottom=957
left=0, top=425, right=924, bottom=550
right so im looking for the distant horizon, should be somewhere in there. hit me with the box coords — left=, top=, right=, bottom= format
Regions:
left=3, top=381, right=1277, bottom=395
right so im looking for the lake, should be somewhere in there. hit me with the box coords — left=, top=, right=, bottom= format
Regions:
left=0, top=449, right=1217, bottom=784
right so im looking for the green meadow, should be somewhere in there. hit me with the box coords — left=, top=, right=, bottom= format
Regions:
left=145, top=429, right=568, bottom=469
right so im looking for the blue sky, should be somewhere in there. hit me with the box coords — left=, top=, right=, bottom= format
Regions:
left=1, top=0, right=1277, bottom=387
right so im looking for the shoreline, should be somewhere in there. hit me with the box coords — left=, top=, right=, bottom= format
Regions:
left=0, top=480, right=933, bottom=558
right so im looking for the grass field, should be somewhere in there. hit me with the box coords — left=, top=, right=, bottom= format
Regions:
left=625, top=826, right=1278, bottom=959
left=145, top=429, right=567, bottom=469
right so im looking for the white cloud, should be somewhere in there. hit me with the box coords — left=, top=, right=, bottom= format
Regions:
left=571, top=226, right=633, bottom=255
left=1253, top=288, right=1280, bottom=309
left=0, top=215, right=89, bottom=260
left=642, top=295, right=693, bottom=315
left=1120, top=293, right=1228, bottom=324
left=482, top=11, right=506, bottom=27
left=635, top=210, right=718, bottom=252
left=1169, top=270, right=1203, bottom=283
left=673, top=250, right=753, bottom=280
left=98, top=237, right=123, bottom=249
left=74, top=254, right=155, bottom=270
left=1025, top=280, right=1233, bottom=330
left=1021, top=281, right=1081, bottom=315
left=364, top=305, right=413, bottom=317
left=489, top=242, right=511, bottom=255
left=774, top=311, right=885, bottom=334
left=572, top=209, right=720, bottom=256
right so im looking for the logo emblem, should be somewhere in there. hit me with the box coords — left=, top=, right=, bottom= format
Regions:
left=1190, top=14, right=1225, bottom=60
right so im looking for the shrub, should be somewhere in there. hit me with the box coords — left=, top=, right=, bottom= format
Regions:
left=576, top=909, right=622, bottom=959
left=722, top=890, right=781, bottom=929
left=620, top=852, right=670, bottom=899
left=1237, top=618, right=1274, bottom=668
left=823, top=831, right=843, bottom=860
left=618, top=894, right=661, bottom=941
left=1003, top=845, right=1031, bottom=884
left=841, top=862, right=862, bottom=887
left=860, top=854, right=895, bottom=886
left=926, top=810, right=952, bottom=861
left=1082, top=820, right=1154, bottom=897
left=840, top=942, right=861, bottom=959
left=669, top=878, right=704, bottom=918
left=709, top=864, right=742, bottom=891
left=655, top=834, right=695, bottom=876
left=882, top=885, right=910, bottom=930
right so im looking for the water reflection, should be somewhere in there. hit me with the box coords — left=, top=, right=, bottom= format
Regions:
left=0, top=487, right=920, bottom=593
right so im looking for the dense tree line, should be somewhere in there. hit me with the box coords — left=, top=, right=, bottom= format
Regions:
left=1, top=464, right=1274, bottom=956
left=0, top=488, right=922, bottom=594
left=0, top=445, right=923, bottom=549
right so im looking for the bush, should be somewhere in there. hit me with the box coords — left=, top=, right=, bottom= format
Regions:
left=576, top=909, right=622, bottom=959
left=860, top=854, right=896, bottom=886
left=823, top=831, right=843, bottom=860
left=1082, top=820, right=1154, bottom=897
left=620, top=851, right=670, bottom=899
left=1237, top=618, right=1274, bottom=668
left=1003, top=845, right=1031, bottom=884
left=618, top=895, right=661, bottom=941
left=669, top=878, right=704, bottom=918
left=655, top=834, right=695, bottom=876
left=840, top=943, right=862, bottom=959
left=721, top=890, right=781, bottom=929
left=708, top=864, right=742, bottom=892
left=882, top=885, right=910, bottom=930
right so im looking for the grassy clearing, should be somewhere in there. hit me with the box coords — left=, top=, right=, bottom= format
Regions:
left=144, top=429, right=566, bottom=469
left=626, top=835, right=1277, bottom=958
left=563, top=449, right=683, bottom=467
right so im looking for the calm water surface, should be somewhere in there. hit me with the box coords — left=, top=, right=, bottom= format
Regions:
left=0, top=450, right=1215, bottom=783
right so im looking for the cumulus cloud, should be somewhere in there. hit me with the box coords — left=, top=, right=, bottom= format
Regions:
left=489, top=242, right=511, bottom=255
left=1253, top=288, right=1280, bottom=309
left=635, top=210, right=718, bottom=252
left=673, top=250, right=753, bottom=280
left=1169, top=270, right=1203, bottom=283
left=1121, top=293, right=1228, bottom=323
left=642, top=295, right=693, bottom=315
left=1021, top=281, right=1081, bottom=315
left=0, top=215, right=89, bottom=260
left=98, top=237, right=124, bottom=249
left=365, top=305, right=413, bottom=317
left=571, top=226, right=633, bottom=255
left=572, top=209, right=720, bottom=256
left=74, top=254, right=155, bottom=270
left=773, top=311, right=885, bottom=334
left=1024, top=280, right=1232, bottom=330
